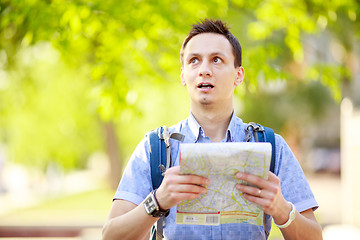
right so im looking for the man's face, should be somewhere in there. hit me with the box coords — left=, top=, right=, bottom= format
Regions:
left=181, top=33, right=244, bottom=108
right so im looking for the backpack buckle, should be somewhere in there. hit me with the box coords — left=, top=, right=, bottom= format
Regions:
left=245, top=122, right=265, bottom=142
left=248, top=122, right=264, bottom=132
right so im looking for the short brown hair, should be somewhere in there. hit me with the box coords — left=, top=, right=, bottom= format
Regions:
left=180, top=19, right=242, bottom=67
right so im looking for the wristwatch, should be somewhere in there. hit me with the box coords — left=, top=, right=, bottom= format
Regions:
left=143, top=190, right=170, bottom=218
left=273, top=202, right=296, bottom=228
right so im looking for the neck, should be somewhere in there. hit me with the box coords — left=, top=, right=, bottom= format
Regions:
left=191, top=102, right=233, bottom=142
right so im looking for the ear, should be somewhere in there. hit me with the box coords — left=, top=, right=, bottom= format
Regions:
left=180, top=67, right=186, bottom=86
left=234, top=66, right=245, bottom=86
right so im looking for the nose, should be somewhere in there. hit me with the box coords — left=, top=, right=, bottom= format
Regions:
left=199, top=62, right=212, bottom=77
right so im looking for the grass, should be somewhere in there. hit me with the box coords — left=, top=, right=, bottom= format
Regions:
left=0, top=188, right=114, bottom=226
left=268, top=224, right=283, bottom=239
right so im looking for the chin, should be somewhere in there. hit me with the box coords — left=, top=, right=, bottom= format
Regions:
left=199, top=98, right=214, bottom=106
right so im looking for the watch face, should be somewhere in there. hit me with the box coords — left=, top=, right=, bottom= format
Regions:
left=144, top=192, right=159, bottom=215
left=144, top=191, right=170, bottom=218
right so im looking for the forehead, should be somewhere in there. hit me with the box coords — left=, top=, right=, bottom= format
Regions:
left=183, top=33, right=233, bottom=57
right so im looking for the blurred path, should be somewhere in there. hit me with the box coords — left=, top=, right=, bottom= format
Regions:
left=306, top=172, right=341, bottom=226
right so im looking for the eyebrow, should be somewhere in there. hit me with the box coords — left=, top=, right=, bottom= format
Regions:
left=186, top=52, right=227, bottom=60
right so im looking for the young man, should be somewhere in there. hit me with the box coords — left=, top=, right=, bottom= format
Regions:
left=102, top=19, right=322, bottom=240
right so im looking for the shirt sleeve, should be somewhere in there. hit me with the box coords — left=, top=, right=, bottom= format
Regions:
left=274, top=134, right=319, bottom=213
left=113, top=138, right=153, bottom=206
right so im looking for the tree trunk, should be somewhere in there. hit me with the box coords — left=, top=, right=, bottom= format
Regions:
left=103, top=121, right=122, bottom=190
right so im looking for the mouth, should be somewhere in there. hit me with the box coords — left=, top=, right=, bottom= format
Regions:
left=197, top=83, right=214, bottom=89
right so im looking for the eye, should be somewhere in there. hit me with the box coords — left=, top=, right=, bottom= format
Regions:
left=189, top=57, right=199, bottom=64
left=213, top=57, right=222, bottom=63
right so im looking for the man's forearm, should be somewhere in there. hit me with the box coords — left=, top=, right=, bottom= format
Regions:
left=102, top=203, right=158, bottom=240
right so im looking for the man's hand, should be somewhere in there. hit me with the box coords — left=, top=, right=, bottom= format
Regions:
left=155, top=166, right=210, bottom=210
left=235, top=171, right=292, bottom=225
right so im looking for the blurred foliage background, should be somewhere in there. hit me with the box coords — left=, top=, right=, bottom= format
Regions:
left=0, top=0, right=359, bottom=194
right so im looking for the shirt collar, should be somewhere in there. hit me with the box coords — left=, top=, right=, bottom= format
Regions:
left=187, top=111, right=239, bottom=143
left=226, top=111, right=237, bottom=142
left=188, top=112, right=202, bottom=142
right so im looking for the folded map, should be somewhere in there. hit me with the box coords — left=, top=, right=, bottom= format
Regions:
left=176, top=142, right=271, bottom=226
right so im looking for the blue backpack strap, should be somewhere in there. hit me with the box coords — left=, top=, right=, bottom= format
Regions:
left=255, top=124, right=276, bottom=173
left=147, top=127, right=185, bottom=240
left=148, top=126, right=185, bottom=190
left=249, top=123, right=276, bottom=237
left=264, top=127, right=276, bottom=174
left=247, top=123, right=276, bottom=173
left=148, top=127, right=167, bottom=190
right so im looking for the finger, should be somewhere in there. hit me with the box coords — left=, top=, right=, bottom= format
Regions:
left=267, top=171, right=280, bottom=185
left=164, top=165, right=181, bottom=175
left=167, top=192, right=204, bottom=204
left=156, top=189, right=203, bottom=210
left=165, top=166, right=210, bottom=186
left=179, top=174, right=210, bottom=186
left=236, top=184, right=273, bottom=199
left=165, top=174, right=209, bottom=187
left=171, top=183, right=208, bottom=194
left=235, top=172, right=269, bottom=189
left=236, top=184, right=262, bottom=197
left=242, top=192, right=271, bottom=208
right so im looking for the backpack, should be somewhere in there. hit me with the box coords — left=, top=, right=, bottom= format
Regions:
left=146, top=122, right=276, bottom=240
